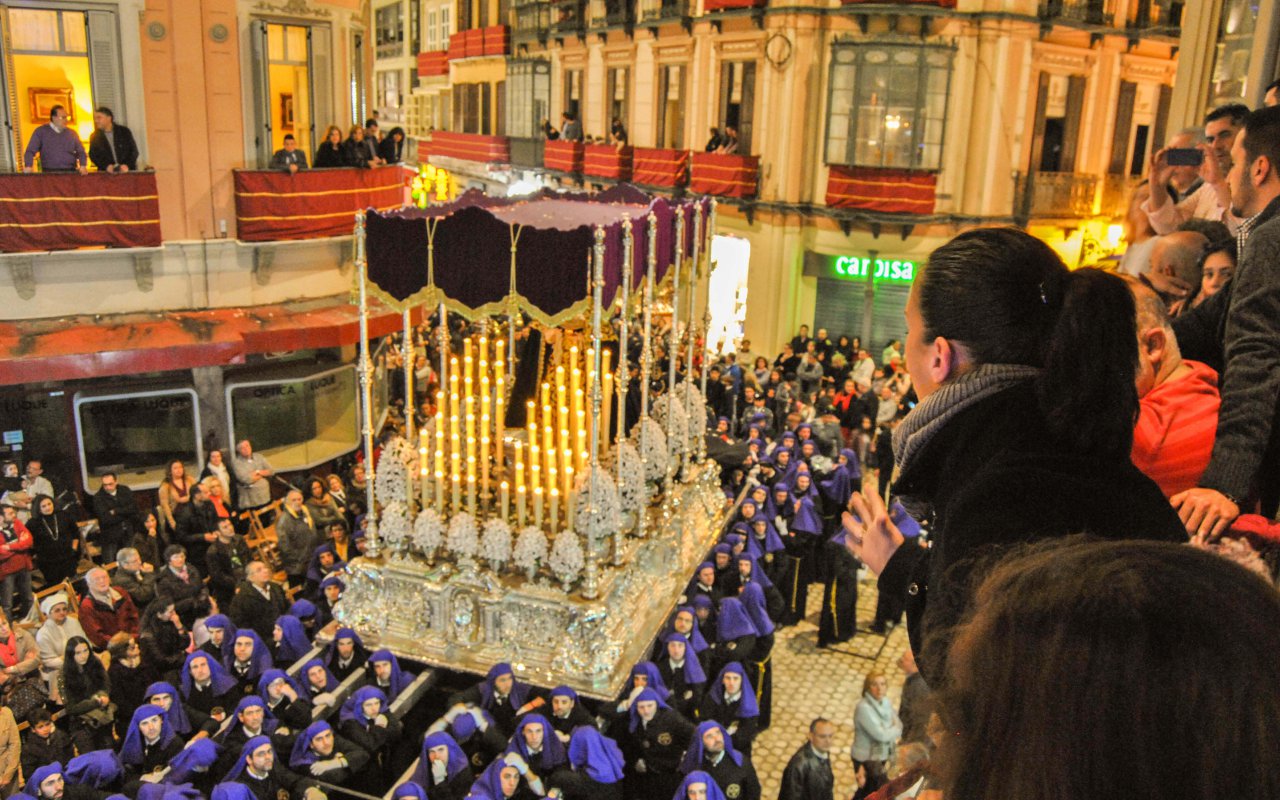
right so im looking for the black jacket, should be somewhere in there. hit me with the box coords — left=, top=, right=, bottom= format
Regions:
left=881, top=381, right=1186, bottom=685
left=92, top=486, right=142, bottom=543
left=88, top=124, right=139, bottom=171
left=315, top=143, right=345, bottom=168
left=228, top=580, right=291, bottom=643
left=778, top=744, right=834, bottom=800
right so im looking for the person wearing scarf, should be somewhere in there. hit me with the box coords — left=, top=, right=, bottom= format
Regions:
left=724, top=552, right=774, bottom=599
left=819, top=525, right=861, bottom=649
left=303, top=544, right=345, bottom=596
left=154, top=546, right=206, bottom=628
left=164, top=737, right=221, bottom=795
left=709, top=544, right=735, bottom=597
left=200, top=615, right=234, bottom=663
left=271, top=616, right=311, bottom=668
left=468, top=753, right=545, bottom=800
left=449, top=662, right=537, bottom=739
left=287, top=600, right=319, bottom=638
left=178, top=651, right=238, bottom=735
left=119, top=704, right=181, bottom=787
left=656, top=632, right=707, bottom=719
left=783, top=473, right=822, bottom=622
left=222, top=735, right=306, bottom=800
left=144, top=682, right=194, bottom=738
left=287, top=720, right=369, bottom=787
left=544, top=685, right=594, bottom=740
left=552, top=725, right=625, bottom=800
left=619, top=687, right=693, bottom=800
left=337, top=685, right=402, bottom=787
left=690, top=596, right=716, bottom=647
left=773, top=447, right=800, bottom=488
left=851, top=671, right=903, bottom=797
left=367, top=648, right=415, bottom=701
left=699, top=663, right=760, bottom=759
left=656, top=606, right=710, bottom=669
left=257, top=670, right=311, bottom=731
left=748, top=484, right=775, bottom=521
left=682, top=562, right=722, bottom=609
left=722, top=533, right=747, bottom=559
left=214, top=696, right=278, bottom=775
left=225, top=630, right=272, bottom=695
left=678, top=721, right=760, bottom=800
left=409, top=730, right=472, bottom=800
left=736, top=582, right=775, bottom=731
left=711, top=598, right=758, bottom=678
left=137, top=782, right=204, bottom=800
left=300, top=659, right=339, bottom=707
left=36, top=592, right=87, bottom=693
left=316, top=577, right=344, bottom=630
left=325, top=627, right=368, bottom=682
left=505, top=713, right=568, bottom=787
left=672, top=769, right=728, bottom=800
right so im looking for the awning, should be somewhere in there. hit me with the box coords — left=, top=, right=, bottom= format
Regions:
left=0, top=296, right=424, bottom=386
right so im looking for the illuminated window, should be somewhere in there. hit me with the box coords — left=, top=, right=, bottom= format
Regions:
left=225, top=366, right=359, bottom=472
left=825, top=43, right=953, bottom=170
left=10, top=9, right=87, bottom=54
left=74, top=390, right=202, bottom=492
left=376, top=3, right=405, bottom=59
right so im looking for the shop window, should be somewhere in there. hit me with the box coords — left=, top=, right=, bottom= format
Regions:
left=825, top=43, right=953, bottom=171
left=74, top=389, right=202, bottom=492
left=226, top=366, right=358, bottom=473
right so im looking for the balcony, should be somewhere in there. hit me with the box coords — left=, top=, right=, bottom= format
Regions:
left=825, top=165, right=937, bottom=214
left=632, top=148, right=688, bottom=188
left=447, top=25, right=510, bottom=61
left=583, top=144, right=633, bottom=181
left=1037, top=0, right=1111, bottom=25
left=1127, top=0, right=1181, bottom=35
left=0, top=172, right=162, bottom=253
left=1014, top=171, right=1100, bottom=220
left=638, top=0, right=691, bottom=22
left=544, top=140, right=585, bottom=174
left=418, top=50, right=449, bottom=78
left=233, top=167, right=407, bottom=242
left=689, top=152, right=759, bottom=198
left=704, top=0, right=765, bottom=10
left=1099, top=174, right=1142, bottom=218
left=552, top=0, right=587, bottom=35
left=840, top=0, right=956, bottom=6
left=513, top=0, right=551, bottom=41
left=586, top=0, right=636, bottom=29
left=422, top=132, right=512, bottom=164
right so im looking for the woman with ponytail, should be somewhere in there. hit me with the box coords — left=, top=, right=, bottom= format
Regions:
left=843, top=227, right=1186, bottom=686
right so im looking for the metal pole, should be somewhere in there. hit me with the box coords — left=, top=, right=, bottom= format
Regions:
left=637, top=213, right=657, bottom=538
left=666, top=208, right=684, bottom=499
left=356, top=211, right=381, bottom=557
left=615, top=220, right=633, bottom=563
left=684, top=204, right=701, bottom=472
left=403, top=308, right=415, bottom=440
left=584, top=227, right=606, bottom=600
left=699, top=200, right=716, bottom=462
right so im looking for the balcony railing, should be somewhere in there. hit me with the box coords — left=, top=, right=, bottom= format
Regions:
left=704, top=0, right=765, bottom=11
left=1128, top=0, right=1181, bottom=32
left=0, top=172, right=162, bottom=253
left=638, top=0, right=690, bottom=21
left=552, top=0, right=587, bottom=34
left=1099, top=174, right=1142, bottom=218
left=447, top=25, right=510, bottom=60
left=1037, top=0, right=1111, bottom=25
left=422, top=132, right=512, bottom=164
left=418, top=50, right=449, bottom=78
left=689, top=152, right=759, bottom=198
left=826, top=165, right=937, bottom=214
left=632, top=147, right=688, bottom=188
left=583, top=144, right=633, bottom=181
left=1015, top=171, right=1100, bottom=219
left=509, top=137, right=545, bottom=169
left=544, top=140, right=585, bottom=173
left=513, top=0, right=551, bottom=39
left=233, top=167, right=407, bottom=242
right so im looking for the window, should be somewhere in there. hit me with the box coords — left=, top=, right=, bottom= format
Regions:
left=564, top=69, right=582, bottom=118
left=453, top=83, right=494, bottom=133
left=656, top=64, right=685, bottom=149
left=427, top=9, right=439, bottom=49
left=226, top=367, right=358, bottom=473
left=506, top=60, right=551, bottom=138
left=74, top=389, right=202, bottom=492
left=9, top=9, right=87, bottom=53
left=825, top=43, right=953, bottom=171
left=375, top=3, right=405, bottom=59
left=717, top=61, right=755, bottom=153
left=377, top=69, right=403, bottom=110
left=606, top=67, right=629, bottom=128
left=440, top=6, right=452, bottom=44
left=411, top=0, right=422, bottom=54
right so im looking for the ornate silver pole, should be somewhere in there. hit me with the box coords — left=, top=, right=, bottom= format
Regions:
left=403, top=308, right=415, bottom=440
left=684, top=204, right=701, bottom=472
left=356, top=212, right=381, bottom=557
left=665, top=208, right=684, bottom=500
left=615, top=220, right=633, bottom=563
left=583, top=227, right=606, bottom=600
left=637, top=213, right=657, bottom=538
left=701, top=200, right=717, bottom=401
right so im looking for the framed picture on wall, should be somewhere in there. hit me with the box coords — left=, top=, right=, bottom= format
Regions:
left=281, top=93, right=295, bottom=132
left=29, top=88, right=74, bottom=123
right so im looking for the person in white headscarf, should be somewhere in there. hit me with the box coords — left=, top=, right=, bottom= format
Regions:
left=35, top=592, right=87, bottom=698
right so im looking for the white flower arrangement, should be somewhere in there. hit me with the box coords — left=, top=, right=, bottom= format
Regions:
left=630, top=417, right=669, bottom=482
left=374, top=436, right=415, bottom=507
left=652, top=394, right=689, bottom=457
left=480, top=517, right=513, bottom=571
left=677, top=382, right=708, bottom=443
left=547, top=531, right=585, bottom=588
left=513, top=526, right=548, bottom=579
left=378, top=501, right=411, bottom=550
left=412, top=508, right=445, bottom=558
left=613, top=440, right=647, bottom=517
left=573, top=464, right=622, bottom=540
left=447, top=512, right=480, bottom=559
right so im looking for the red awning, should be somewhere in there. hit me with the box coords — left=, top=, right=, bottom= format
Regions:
left=0, top=297, right=425, bottom=386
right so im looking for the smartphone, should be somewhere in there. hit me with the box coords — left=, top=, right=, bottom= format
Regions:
left=1166, top=148, right=1204, bottom=166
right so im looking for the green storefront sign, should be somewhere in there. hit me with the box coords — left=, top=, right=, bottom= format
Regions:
left=831, top=255, right=917, bottom=284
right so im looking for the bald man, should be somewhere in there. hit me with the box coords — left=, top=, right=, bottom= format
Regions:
left=1145, top=230, right=1209, bottom=306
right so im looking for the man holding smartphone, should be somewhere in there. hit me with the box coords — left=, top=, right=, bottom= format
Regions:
left=1144, top=103, right=1250, bottom=237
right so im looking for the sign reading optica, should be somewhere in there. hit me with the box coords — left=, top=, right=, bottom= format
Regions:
left=831, top=256, right=917, bottom=284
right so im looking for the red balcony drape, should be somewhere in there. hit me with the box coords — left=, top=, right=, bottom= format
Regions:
left=689, top=152, right=759, bottom=198
left=234, top=166, right=406, bottom=242
left=825, top=166, right=937, bottom=214
left=0, top=172, right=162, bottom=253
left=632, top=148, right=688, bottom=187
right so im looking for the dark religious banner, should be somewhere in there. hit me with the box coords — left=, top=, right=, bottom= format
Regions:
left=825, top=166, right=938, bottom=214
left=0, top=172, right=162, bottom=253
left=234, top=166, right=406, bottom=242
left=363, top=186, right=708, bottom=326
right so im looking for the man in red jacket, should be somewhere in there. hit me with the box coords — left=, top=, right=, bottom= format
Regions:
left=78, top=567, right=139, bottom=649
left=0, top=504, right=33, bottom=621
left=1129, top=279, right=1221, bottom=498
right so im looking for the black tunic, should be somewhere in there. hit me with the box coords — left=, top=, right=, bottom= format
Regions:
left=656, top=659, right=704, bottom=720
left=697, top=695, right=759, bottom=759
left=697, top=753, right=762, bottom=800
left=619, top=708, right=694, bottom=800
left=818, top=539, right=860, bottom=647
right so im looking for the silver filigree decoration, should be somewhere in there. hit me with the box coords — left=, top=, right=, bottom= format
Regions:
left=413, top=508, right=445, bottom=558
left=374, top=436, right=415, bottom=507
left=480, top=517, right=513, bottom=572
left=548, top=532, right=585, bottom=590
left=378, top=501, right=411, bottom=551
left=513, top=526, right=548, bottom=580
left=447, top=512, right=480, bottom=559
left=630, top=417, right=669, bottom=482
left=652, top=394, right=690, bottom=455
left=677, top=382, right=708, bottom=443
left=574, top=464, right=622, bottom=541
left=612, top=441, right=646, bottom=519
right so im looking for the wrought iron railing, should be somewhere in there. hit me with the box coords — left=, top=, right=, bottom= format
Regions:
left=638, top=0, right=690, bottom=19
left=1014, top=171, right=1100, bottom=219
left=1038, top=0, right=1111, bottom=24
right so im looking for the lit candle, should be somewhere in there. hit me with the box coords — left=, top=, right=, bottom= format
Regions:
left=563, top=462, right=574, bottom=505
left=494, top=371, right=505, bottom=473
left=480, top=417, right=491, bottom=501
left=549, top=487, right=559, bottom=535
left=542, top=422, right=554, bottom=493
left=602, top=369, right=614, bottom=455
left=452, top=474, right=462, bottom=516
left=449, top=357, right=460, bottom=400
left=566, top=487, right=577, bottom=534
left=435, top=470, right=445, bottom=510
left=500, top=480, right=510, bottom=522
left=467, top=473, right=477, bottom=516
left=464, top=356, right=473, bottom=402
left=533, top=487, right=544, bottom=529
left=576, top=411, right=587, bottom=472
left=515, top=441, right=525, bottom=491
left=465, top=398, right=475, bottom=464
left=419, top=428, right=429, bottom=505
left=517, top=484, right=527, bottom=527
left=540, top=382, right=551, bottom=413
